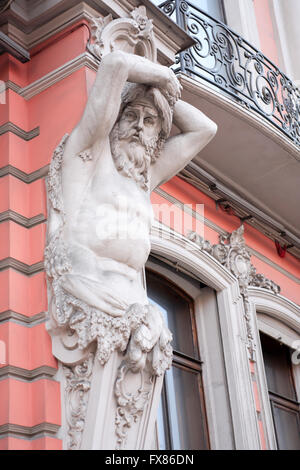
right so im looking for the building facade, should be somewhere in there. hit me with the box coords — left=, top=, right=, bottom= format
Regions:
left=0, top=0, right=299, bottom=450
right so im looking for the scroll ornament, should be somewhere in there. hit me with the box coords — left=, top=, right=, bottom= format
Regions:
left=188, top=225, right=280, bottom=359
left=87, top=6, right=156, bottom=62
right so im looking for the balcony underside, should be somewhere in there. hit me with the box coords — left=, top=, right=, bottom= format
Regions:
left=178, top=74, right=300, bottom=253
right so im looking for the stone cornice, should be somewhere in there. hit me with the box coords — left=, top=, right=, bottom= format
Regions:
left=0, top=311, right=46, bottom=326
left=0, top=365, right=57, bottom=381
left=1, top=0, right=193, bottom=63
left=0, top=423, right=60, bottom=438
left=3, top=79, right=21, bottom=93
left=0, top=257, right=44, bottom=275
left=0, top=122, right=40, bottom=141
left=0, top=30, right=30, bottom=62
left=0, top=210, right=46, bottom=228
left=0, top=164, right=49, bottom=183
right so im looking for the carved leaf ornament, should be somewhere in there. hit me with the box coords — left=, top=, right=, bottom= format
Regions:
left=188, top=225, right=280, bottom=360
left=87, top=6, right=156, bottom=62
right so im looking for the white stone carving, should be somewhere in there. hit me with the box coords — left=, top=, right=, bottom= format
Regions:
left=45, top=6, right=217, bottom=449
left=188, top=225, right=281, bottom=359
left=87, top=6, right=156, bottom=62
left=63, top=353, right=94, bottom=450
left=87, top=14, right=113, bottom=61
left=115, top=363, right=153, bottom=450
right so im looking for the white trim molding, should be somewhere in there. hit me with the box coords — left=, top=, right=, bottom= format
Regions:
left=19, top=52, right=98, bottom=101
left=150, top=223, right=261, bottom=449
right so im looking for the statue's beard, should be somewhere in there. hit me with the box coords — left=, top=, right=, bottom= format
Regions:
left=109, top=123, right=162, bottom=191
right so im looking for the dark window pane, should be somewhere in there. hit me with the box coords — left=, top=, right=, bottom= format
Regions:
left=272, top=402, right=300, bottom=450
left=146, top=270, right=198, bottom=358
left=260, top=333, right=296, bottom=400
left=165, top=365, right=208, bottom=450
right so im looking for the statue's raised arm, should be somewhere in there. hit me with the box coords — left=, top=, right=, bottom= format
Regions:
left=67, top=51, right=181, bottom=157
left=63, top=51, right=216, bottom=198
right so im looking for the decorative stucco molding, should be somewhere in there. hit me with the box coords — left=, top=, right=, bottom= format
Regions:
left=63, top=353, right=95, bottom=450
left=19, top=52, right=98, bottom=101
left=114, top=363, right=153, bottom=450
left=87, top=6, right=156, bottom=62
left=188, top=225, right=281, bottom=360
left=0, top=257, right=44, bottom=275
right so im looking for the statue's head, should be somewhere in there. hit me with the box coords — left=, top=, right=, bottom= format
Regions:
left=110, top=83, right=173, bottom=191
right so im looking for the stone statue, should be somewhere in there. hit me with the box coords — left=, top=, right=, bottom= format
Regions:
left=45, top=49, right=217, bottom=372
left=44, top=8, right=217, bottom=449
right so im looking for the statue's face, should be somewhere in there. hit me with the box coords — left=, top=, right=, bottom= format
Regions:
left=118, top=98, right=162, bottom=145
left=110, top=96, right=163, bottom=190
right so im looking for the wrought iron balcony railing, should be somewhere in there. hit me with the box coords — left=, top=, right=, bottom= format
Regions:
left=157, top=0, right=300, bottom=148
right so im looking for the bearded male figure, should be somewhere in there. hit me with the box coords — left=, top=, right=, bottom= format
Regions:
left=45, top=51, right=217, bottom=370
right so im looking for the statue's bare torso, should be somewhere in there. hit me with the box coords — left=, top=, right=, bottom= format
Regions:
left=67, top=147, right=153, bottom=270
left=61, top=138, right=151, bottom=313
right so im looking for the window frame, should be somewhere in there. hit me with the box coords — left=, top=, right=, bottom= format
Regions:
left=146, top=266, right=210, bottom=450
left=260, top=332, right=300, bottom=450
left=248, top=287, right=300, bottom=449
left=149, top=223, right=262, bottom=449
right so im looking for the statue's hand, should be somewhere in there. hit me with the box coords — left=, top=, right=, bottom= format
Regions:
left=160, top=68, right=182, bottom=106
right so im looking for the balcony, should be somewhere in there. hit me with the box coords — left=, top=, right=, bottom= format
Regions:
left=158, top=0, right=300, bottom=147
left=154, top=0, right=300, bottom=255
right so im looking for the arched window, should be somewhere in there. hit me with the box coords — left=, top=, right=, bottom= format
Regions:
left=260, top=332, right=300, bottom=450
left=146, top=268, right=210, bottom=450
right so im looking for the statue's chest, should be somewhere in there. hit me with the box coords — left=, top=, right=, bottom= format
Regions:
left=78, top=162, right=152, bottom=228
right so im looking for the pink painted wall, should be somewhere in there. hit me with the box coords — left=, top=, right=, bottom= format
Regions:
left=0, top=22, right=90, bottom=451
